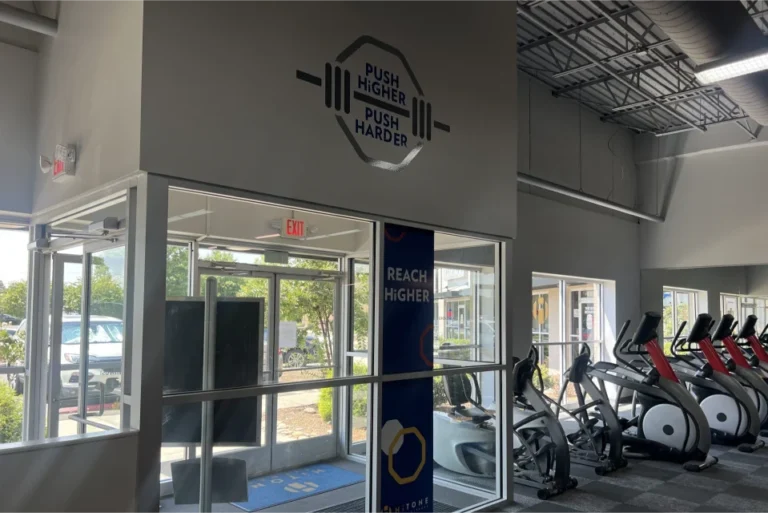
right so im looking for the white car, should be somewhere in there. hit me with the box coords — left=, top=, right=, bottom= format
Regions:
left=14, top=315, right=124, bottom=395
left=59, top=315, right=123, bottom=392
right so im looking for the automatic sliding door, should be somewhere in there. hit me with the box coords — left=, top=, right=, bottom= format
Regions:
left=272, top=275, right=341, bottom=471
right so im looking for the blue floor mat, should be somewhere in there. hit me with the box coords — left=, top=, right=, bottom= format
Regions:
left=231, top=463, right=364, bottom=512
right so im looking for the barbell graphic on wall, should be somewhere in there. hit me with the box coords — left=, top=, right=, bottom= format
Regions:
left=296, top=64, right=450, bottom=141
left=295, top=35, right=451, bottom=172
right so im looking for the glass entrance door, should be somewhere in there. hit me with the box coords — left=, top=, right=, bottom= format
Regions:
left=195, top=261, right=343, bottom=475
left=48, top=253, right=82, bottom=438
left=272, top=275, right=340, bottom=471
left=48, top=243, right=127, bottom=437
left=199, top=271, right=273, bottom=477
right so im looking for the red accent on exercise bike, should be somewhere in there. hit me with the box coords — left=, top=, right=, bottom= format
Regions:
left=748, top=335, right=768, bottom=364
left=699, top=337, right=730, bottom=374
left=722, top=335, right=752, bottom=369
left=646, top=338, right=680, bottom=383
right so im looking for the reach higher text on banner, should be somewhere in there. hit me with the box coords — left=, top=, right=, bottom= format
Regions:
left=385, top=267, right=431, bottom=303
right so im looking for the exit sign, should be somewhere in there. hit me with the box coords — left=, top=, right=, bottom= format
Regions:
left=281, top=218, right=306, bottom=239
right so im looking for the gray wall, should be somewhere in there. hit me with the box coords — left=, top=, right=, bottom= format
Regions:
left=518, top=73, right=637, bottom=209
left=0, top=432, right=138, bottom=512
left=747, top=265, right=768, bottom=296
left=140, top=1, right=517, bottom=238
left=513, top=74, right=640, bottom=359
left=33, top=0, right=143, bottom=213
left=640, top=267, right=748, bottom=334
left=0, top=42, right=36, bottom=215
left=636, top=132, right=768, bottom=269
left=513, top=192, right=641, bottom=358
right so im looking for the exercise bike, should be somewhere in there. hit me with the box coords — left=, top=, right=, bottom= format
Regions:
left=743, top=322, right=768, bottom=374
left=712, top=315, right=768, bottom=428
left=736, top=320, right=768, bottom=374
left=551, top=343, right=627, bottom=475
left=589, top=312, right=717, bottom=471
left=512, top=350, right=578, bottom=499
left=669, top=314, right=764, bottom=452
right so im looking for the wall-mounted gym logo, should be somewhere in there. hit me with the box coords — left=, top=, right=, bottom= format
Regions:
left=296, top=35, right=450, bottom=172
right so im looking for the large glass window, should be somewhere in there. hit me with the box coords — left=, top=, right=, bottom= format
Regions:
left=434, top=250, right=497, bottom=365
left=531, top=273, right=607, bottom=401
left=0, top=228, right=28, bottom=444
left=720, top=293, right=768, bottom=332
left=161, top=187, right=380, bottom=509
left=662, top=287, right=699, bottom=353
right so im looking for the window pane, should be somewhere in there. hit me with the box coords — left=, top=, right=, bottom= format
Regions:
left=351, top=261, right=370, bottom=351
left=166, top=245, right=189, bottom=297
left=84, top=246, right=126, bottom=432
left=535, top=344, right=562, bottom=401
left=199, top=247, right=339, bottom=271
left=564, top=281, right=601, bottom=342
left=0, top=371, right=23, bottom=443
left=349, top=382, right=368, bottom=449
left=0, top=228, right=28, bottom=444
left=434, top=370, right=498, bottom=498
left=675, top=292, right=693, bottom=335
left=276, top=388, right=332, bottom=444
left=278, top=276, right=339, bottom=384
left=434, top=235, right=498, bottom=364
left=662, top=290, right=674, bottom=338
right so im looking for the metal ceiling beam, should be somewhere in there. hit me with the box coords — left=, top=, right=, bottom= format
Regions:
left=654, top=115, right=750, bottom=137
left=552, top=39, right=672, bottom=79
left=602, top=89, right=726, bottom=120
left=526, top=0, right=557, bottom=8
left=518, top=5, right=639, bottom=53
left=608, top=85, right=720, bottom=113
left=518, top=172, right=664, bottom=223
left=518, top=4, right=705, bottom=133
left=553, top=54, right=687, bottom=96
left=0, top=2, right=57, bottom=36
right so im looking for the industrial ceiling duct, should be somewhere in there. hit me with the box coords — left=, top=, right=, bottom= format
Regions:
left=635, top=1, right=768, bottom=126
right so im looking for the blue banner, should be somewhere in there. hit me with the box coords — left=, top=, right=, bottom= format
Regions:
left=380, top=223, right=434, bottom=512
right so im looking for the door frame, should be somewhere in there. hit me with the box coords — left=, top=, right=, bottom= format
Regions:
left=195, top=259, right=345, bottom=474
left=48, top=253, right=82, bottom=438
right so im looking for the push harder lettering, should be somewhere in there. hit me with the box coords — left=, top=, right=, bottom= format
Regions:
left=385, top=267, right=430, bottom=303
left=355, top=63, right=409, bottom=148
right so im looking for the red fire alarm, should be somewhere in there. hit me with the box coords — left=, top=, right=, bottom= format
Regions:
left=52, top=144, right=77, bottom=181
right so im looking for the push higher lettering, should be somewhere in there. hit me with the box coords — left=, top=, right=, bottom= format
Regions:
left=355, top=62, right=409, bottom=148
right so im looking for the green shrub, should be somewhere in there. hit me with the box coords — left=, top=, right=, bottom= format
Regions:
left=433, top=376, right=449, bottom=406
left=0, top=329, right=24, bottom=377
left=538, top=365, right=558, bottom=391
left=317, top=361, right=369, bottom=422
left=0, top=381, right=22, bottom=443
left=318, top=387, right=333, bottom=422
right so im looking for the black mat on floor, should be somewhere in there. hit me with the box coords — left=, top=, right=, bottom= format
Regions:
left=316, top=497, right=454, bottom=512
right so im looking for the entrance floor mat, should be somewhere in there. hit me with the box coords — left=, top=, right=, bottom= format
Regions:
left=231, top=463, right=364, bottom=512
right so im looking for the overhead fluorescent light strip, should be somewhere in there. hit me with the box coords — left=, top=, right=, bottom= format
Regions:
left=695, top=49, right=768, bottom=85
left=167, top=209, right=213, bottom=224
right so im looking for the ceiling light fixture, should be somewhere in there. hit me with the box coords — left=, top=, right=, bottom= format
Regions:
left=167, top=209, right=213, bottom=223
left=695, top=48, right=768, bottom=84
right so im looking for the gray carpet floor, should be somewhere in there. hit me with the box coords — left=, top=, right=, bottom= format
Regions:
left=499, top=442, right=768, bottom=512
